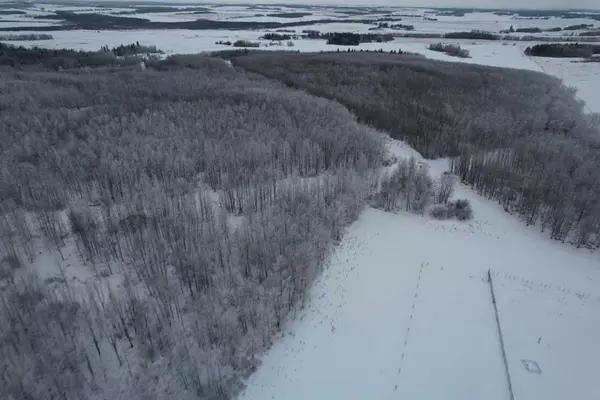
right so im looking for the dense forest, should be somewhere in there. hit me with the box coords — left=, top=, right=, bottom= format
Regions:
left=0, top=51, right=383, bottom=399
left=231, top=51, right=600, bottom=247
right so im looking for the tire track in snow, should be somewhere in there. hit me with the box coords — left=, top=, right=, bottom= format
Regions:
left=394, top=260, right=428, bottom=392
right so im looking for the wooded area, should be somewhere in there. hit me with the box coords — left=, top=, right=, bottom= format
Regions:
left=0, top=53, right=382, bottom=399
left=232, top=51, right=600, bottom=247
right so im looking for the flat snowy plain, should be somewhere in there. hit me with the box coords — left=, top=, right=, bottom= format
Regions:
left=2, top=4, right=600, bottom=399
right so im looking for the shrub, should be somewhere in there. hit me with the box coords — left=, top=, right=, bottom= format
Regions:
left=448, top=199, right=473, bottom=220
left=429, top=204, right=450, bottom=220
left=434, top=174, right=455, bottom=204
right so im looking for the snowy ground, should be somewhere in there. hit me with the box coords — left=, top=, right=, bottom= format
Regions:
left=239, top=139, right=600, bottom=400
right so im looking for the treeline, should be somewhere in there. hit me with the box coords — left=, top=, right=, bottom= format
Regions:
left=233, top=40, right=260, bottom=47
left=0, top=33, right=53, bottom=41
left=397, top=31, right=600, bottom=42
left=371, top=22, right=414, bottom=30
left=261, top=32, right=293, bottom=40
left=429, top=43, right=470, bottom=58
left=444, top=30, right=500, bottom=40
left=115, top=6, right=213, bottom=14
left=326, top=32, right=394, bottom=45
left=0, top=42, right=149, bottom=68
left=0, top=42, right=160, bottom=68
left=525, top=43, right=600, bottom=58
left=267, top=12, right=312, bottom=18
left=0, top=52, right=383, bottom=399
left=100, top=41, right=161, bottom=56
left=0, top=9, right=26, bottom=15
left=231, top=51, right=600, bottom=248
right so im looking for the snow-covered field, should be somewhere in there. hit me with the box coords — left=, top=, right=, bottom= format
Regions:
left=240, top=138, right=600, bottom=400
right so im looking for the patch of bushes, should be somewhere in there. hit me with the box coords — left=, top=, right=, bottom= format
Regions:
left=429, top=199, right=473, bottom=221
left=429, top=43, right=470, bottom=58
left=233, top=40, right=260, bottom=48
left=375, top=157, right=433, bottom=214
left=390, top=23, right=415, bottom=30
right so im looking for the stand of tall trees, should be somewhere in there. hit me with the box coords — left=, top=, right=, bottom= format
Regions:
left=231, top=51, right=600, bottom=248
left=0, top=54, right=383, bottom=399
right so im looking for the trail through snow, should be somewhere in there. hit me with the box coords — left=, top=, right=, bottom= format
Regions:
left=240, top=140, right=600, bottom=400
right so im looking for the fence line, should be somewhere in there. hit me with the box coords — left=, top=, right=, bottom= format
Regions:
left=488, top=269, right=515, bottom=400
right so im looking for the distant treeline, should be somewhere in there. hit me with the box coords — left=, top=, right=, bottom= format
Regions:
left=429, top=43, right=470, bottom=58
left=396, top=30, right=600, bottom=42
left=1, top=11, right=388, bottom=32
left=325, top=32, right=394, bottom=46
left=0, top=33, right=53, bottom=41
left=101, top=42, right=161, bottom=56
left=525, top=43, right=600, bottom=58
left=266, top=12, right=312, bottom=18
left=0, top=10, right=26, bottom=15
left=444, top=30, right=500, bottom=40
left=261, top=33, right=293, bottom=41
left=113, top=6, right=213, bottom=14
left=371, top=22, right=414, bottom=31
left=0, top=42, right=158, bottom=69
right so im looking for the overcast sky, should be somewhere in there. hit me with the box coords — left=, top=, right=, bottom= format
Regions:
left=2, top=0, right=598, bottom=9
left=252, top=0, right=600, bottom=8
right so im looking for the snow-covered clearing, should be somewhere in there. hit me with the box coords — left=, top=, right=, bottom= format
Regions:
left=240, top=139, right=600, bottom=400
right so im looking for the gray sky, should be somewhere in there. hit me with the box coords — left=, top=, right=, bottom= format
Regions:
left=262, top=0, right=600, bottom=8
left=2, top=0, right=598, bottom=9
